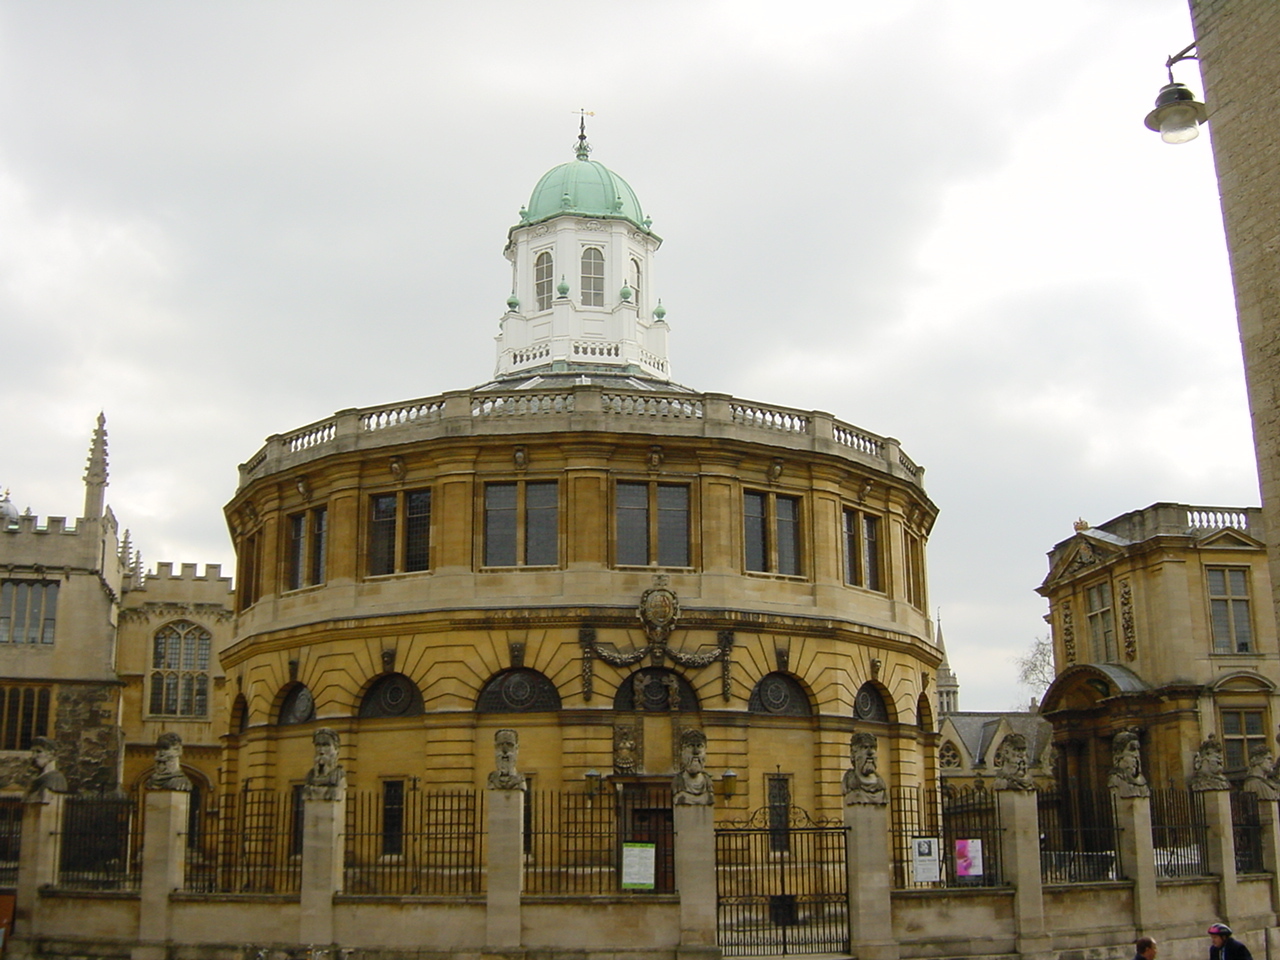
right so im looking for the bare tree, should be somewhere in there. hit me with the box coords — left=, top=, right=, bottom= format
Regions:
left=1014, top=635, right=1056, bottom=699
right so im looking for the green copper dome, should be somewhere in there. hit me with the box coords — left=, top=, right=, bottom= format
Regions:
left=521, top=138, right=649, bottom=230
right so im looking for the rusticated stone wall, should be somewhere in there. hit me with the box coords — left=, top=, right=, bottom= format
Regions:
left=55, top=684, right=123, bottom=793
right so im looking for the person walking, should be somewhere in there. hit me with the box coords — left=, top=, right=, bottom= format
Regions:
left=1209, top=923, right=1253, bottom=960
left=1134, top=937, right=1157, bottom=960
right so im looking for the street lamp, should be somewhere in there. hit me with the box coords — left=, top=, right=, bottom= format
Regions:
left=1145, top=43, right=1207, bottom=144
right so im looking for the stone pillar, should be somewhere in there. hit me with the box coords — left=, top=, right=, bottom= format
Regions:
left=299, top=794, right=346, bottom=947
left=133, top=789, right=190, bottom=960
left=1252, top=797, right=1280, bottom=913
left=485, top=786, right=524, bottom=949
left=1199, top=787, right=1240, bottom=922
left=673, top=803, right=718, bottom=959
left=1113, top=793, right=1159, bottom=930
left=996, top=788, right=1050, bottom=957
left=14, top=794, right=64, bottom=940
left=844, top=801, right=897, bottom=960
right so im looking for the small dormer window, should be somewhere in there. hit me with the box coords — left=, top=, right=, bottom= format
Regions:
left=534, top=252, right=553, bottom=311
left=581, top=248, right=604, bottom=307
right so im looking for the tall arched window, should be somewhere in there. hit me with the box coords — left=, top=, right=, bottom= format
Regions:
left=631, top=258, right=641, bottom=300
left=149, top=620, right=211, bottom=717
left=534, top=251, right=554, bottom=311
left=581, top=248, right=604, bottom=306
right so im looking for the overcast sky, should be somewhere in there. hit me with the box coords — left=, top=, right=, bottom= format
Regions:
left=0, top=1, right=1255, bottom=711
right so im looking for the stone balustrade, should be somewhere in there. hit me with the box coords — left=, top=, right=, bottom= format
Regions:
left=237, top=384, right=925, bottom=491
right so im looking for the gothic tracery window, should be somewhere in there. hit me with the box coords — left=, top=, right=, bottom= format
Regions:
left=940, top=740, right=961, bottom=768
left=149, top=620, right=211, bottom=717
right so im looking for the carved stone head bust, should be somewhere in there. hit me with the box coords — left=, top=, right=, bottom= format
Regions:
left=149, top=732, right=192, bottom=791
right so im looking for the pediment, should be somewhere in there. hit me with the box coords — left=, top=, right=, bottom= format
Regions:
left=1212, top=670, right=1275, bottom=694
left=1196, top=528, right=1264, bottom=550
left=1043, top=535, right=1123, bottom=587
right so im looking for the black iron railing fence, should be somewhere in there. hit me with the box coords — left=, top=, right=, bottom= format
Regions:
left=1037, top=789, right=1120, bottom=883
left=524, top=784, right=673, bottom=894
left=57, top=795, right=143, bottom=891
left=889, top=784, right=1003, bottom=888
left=344, top=788, right=483, bottom=895
left=183, top=789, right=301, bottom=894
left=0, top=796, right=22, bottom=889
left=1150, top=788, right=1210, bottom=877
left=715, top=807, right=847, bottom=957
left=1231, top=791, right=1265, bottom=874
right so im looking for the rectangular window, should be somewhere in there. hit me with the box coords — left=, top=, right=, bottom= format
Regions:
left=744, top=492, right=802, bottom=575
left=905, top=532, right=926, bottom=610
left=369, top=494, right=398, bottom=576
left=382, top=779, right=405, bottom=857
left=616, top=482, right=691, bottom=568
left=368, top=490, right=431, bottom=577
left=766, top=774, right=791, bottom=853
left=404, top=490, right=431, bottom=572
left=0, top=686, right=51, bottom=750
left=843, top=509, right=883, bottom=591
left=1086, top=581, right=1117, bottom=662
left=581, top=248, right=605, bottom=307
left=287, top=507, right=328, bottom=590
left=238, top=533, right=260, bottom=611
left=0, top=581, right=59, bottom=644
left=484, top=481, right=559, bottom=567
left=310, top=507, right=328, bottom=585
left=287, top=514, right=306, bottom=591
left=1208, top=567, right=1253, bottom=654
left=1222, top=709, right=1266, bottom=772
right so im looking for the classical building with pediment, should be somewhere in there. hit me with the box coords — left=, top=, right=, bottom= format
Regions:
left=1038, top=503, right=1278, bottom=791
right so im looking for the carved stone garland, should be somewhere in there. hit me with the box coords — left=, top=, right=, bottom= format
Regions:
left=579, top=581, right=734, bottom=702
left=1060, top=603, right=1076, bottom=665
left=1120, top=579, right=1136, bottom=661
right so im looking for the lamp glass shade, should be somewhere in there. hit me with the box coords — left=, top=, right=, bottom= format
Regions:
left=1160, top=104, right=1201, bottom=143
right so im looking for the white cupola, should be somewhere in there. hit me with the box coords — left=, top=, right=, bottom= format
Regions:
left=494, top=127, right=670, bottom=382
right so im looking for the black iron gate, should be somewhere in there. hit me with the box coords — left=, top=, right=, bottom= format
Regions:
left=715, top=807, right=847, bottom=957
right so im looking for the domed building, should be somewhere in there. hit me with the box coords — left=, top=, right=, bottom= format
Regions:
left=222, top=130, right=941, bottom=816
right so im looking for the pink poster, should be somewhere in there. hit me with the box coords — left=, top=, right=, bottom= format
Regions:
left=955, top=838, right=984, bottom=877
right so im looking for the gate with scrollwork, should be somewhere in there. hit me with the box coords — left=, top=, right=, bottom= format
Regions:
left=715, top=806, right=848, bottom=957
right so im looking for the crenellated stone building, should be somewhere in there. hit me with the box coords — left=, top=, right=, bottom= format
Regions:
left=0, top=417, right=233, bottom=799
left=1038, top=503, right=1279, bottom=791
left=221, top=132, right=943, bottom=816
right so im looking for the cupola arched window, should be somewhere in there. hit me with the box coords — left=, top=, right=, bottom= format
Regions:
left=631, top=258, right=641, bottom=300
left=747, top=672, right=813, bottom=716
left=359, top=673, right=424, bottom=718
left=149, top=620, right=211, bottom=717
left=476, top=668, right=562, bottom=712
left=534, top=252, right=554, bottom=311
left=581, top=248, right=604, bottom=307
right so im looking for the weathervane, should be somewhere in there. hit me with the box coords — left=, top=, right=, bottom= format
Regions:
left=574, top=108, right=595, bottom=159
